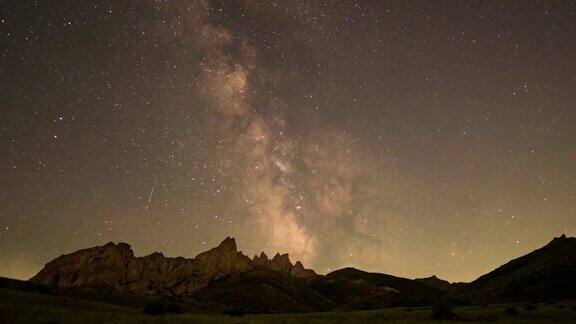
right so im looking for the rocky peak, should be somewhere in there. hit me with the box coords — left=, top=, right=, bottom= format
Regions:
left=253, top=251, right=269, bottom=265
left=268, top=253, right=292, bottom=272
left=258, top=253, right=316, bottom=278
left=30, top=242, right=136, bottom=289
left=294, top=261, right=305, bottom=269
left=216, top=236, right=238, bottom=251
left=547, top=234, right=574, bottom=249
left=143, top=251, right=165, bottom=261
left=102, top=242, right=134, bottom=257
left=290, top=260, right=317, bottom=278
left=550, top=233, right=575, bottom=245
left=272, top=252, right=290, bottom=261
left=116, top=242, right=132, bottom=251
left=193, top=237, right=252, bottom=282
left=250, top=251, right=315, bottom=278
left=195, top=237, right=242, bottom=262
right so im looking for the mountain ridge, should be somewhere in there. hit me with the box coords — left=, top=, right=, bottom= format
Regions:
left=29, top=234, right=576, bottom=313
left=30, top=236, right=316, bottom=298
left=451, top=234, right=576, bottom=302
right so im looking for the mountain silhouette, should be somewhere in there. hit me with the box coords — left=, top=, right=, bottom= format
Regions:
left=28, top=234, right=576, bottom=313
left=414, top=275, right=454, bottom=291
left=452, top=234, right=576, bottom=303
left=306, top=267, right=443, bottom=309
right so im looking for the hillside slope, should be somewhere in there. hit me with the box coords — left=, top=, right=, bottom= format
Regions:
left=454, top=235, right=576, bottom=302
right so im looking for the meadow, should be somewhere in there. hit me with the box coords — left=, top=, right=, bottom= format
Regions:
left=1, top=287, right=575, bottom=323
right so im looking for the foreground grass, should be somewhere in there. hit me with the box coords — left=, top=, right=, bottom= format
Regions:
left=1, top=287, right=575, bottom=323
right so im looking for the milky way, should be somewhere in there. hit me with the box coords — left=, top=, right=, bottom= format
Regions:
left=1, top=1, right=575, bottom=282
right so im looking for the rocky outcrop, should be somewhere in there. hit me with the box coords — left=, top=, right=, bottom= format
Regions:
left=252, top=251, right=269, bottom=266
left=30, top=237, right=315, bottom=296
left=30, top=242, right=136, bottom=291
left=252, top=252, right=316, bottom=279
left=291, top=261, right=317, bottom=278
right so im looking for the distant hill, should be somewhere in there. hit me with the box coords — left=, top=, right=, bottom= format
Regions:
left=306, top=267, right=443, bottom=309
left=27, top=234, right=576, bottom=313
left=453, top=234, right=576, bottom=303
left=415, top=275, right=455, bottom=291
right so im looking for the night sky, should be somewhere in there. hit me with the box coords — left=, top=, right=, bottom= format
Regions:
left=1, top=1, right=575, bottom=282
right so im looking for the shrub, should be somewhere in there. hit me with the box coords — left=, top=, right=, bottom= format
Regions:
left=144, top=302, right=166, bottom=316
left=431, top=304, right=458, bottom=320
left=504, top=307, right=519, bottom=316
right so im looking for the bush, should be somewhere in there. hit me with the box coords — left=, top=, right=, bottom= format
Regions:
left=504, top=307, right=519, bottom=316
left=524, top=304, right=538, bottom=311
left=431, top=304, right=458, bottom=320
left=144, top=302, right=166, bottom=316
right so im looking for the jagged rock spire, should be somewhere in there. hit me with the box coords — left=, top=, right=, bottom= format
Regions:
left=216, top=236, right=237, bottom=251
left=253, top=251, right=269, bottom=265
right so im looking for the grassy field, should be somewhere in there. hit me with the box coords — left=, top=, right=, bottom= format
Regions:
left=1, top=287, right=575, bottom=323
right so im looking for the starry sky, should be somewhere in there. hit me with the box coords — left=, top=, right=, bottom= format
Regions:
left=1, top=1, right=575, bottom=282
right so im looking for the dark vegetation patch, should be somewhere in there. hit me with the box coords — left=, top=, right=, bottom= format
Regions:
left=221, top=308, right=246, bottom=317
left=144, top=302, right=166, bottom=316
left=504, top=306, right=519, bottom=316
left=524, top=303, right=538, bottom=311
left=143, top=301, right=185, bottom=315
left=431, top=304, right=458, bottom=320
